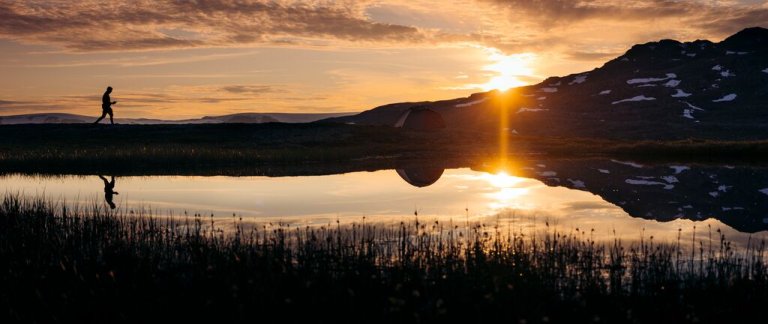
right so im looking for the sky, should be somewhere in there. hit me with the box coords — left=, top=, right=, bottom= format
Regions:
left=0, top=0, right=766, bottom=119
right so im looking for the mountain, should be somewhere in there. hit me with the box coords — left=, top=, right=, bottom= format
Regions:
left=0, top=112, right=354, bottom=125
left=323, top=27, right=768, bottom=140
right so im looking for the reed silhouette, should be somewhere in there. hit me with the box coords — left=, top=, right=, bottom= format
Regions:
left=94, top=86, right=117, bottom=124
left=98, top=175, right=119, bottom=209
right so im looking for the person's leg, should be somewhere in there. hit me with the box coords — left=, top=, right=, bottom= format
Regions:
left=94, top=111, right=107, bottom=124
left=108, top=110, right=114, bottom=124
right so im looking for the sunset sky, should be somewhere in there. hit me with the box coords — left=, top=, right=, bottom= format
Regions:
left=1, top=0, right=766, bottom=119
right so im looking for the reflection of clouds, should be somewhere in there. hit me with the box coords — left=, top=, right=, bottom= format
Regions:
left=487, top=187, right=530, bottom=210
left=561, top=201, right=616, bottom=211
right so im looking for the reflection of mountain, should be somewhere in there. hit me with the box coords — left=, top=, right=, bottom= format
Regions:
left=483, top=160, right=768, bottom=233
left=396, top=168, right=444, bottom=187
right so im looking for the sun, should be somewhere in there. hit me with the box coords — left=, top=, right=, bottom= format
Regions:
left=480, top=49, right=537, bottom=92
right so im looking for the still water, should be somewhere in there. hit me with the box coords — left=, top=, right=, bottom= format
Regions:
left=3, top=159, right=768, bottom=244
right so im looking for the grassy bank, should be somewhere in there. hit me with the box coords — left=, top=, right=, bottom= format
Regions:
left=2, top=123, right=768, bottom=175
left=0, top=123, right=495, bottom=175
left=1, top=195, right=766, bottom=323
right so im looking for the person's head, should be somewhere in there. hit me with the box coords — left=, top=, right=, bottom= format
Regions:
left=106, top=86, right=113, bottom=93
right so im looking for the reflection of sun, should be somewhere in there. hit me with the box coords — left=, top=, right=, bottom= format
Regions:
left=486, top=171, right=524, bottom=188
left=481, top=49, right=536, bottom=92
left=483, top=171, right=529, bottom=209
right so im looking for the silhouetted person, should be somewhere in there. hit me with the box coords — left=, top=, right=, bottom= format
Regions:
left=94, top=86, right=117, bottom=124
left=99, top=175, right=119, bottom=209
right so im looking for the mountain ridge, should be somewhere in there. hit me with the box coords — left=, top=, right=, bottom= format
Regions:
left=0, top=112, right=355, bottom=125
left=323, top=26, right=768, bottom=140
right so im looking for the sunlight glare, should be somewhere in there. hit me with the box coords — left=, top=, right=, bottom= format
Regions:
left=486, top=171, right=523, bottom=188
left=480, top=49, right=536, bottom=92
left=483, top=171, right=530, bottom=210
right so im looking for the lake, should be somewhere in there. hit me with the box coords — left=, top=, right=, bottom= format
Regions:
left=3, top=158, right=768, bottom=245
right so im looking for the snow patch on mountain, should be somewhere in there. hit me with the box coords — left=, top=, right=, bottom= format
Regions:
left=712, top=94, right=737, bottom=102
left=662, top=176, right=679, bottom=183
left=454, top=97, right=488, bottom=107
left=569, top=74, right=588, bottom=85
left=680, top=101, right=704, bottom=119
left=664, top=79, right=681, bottom=87
left=612, top=95, right=656, bottom=105
left=626, top=179, right=674, bottom=190
left=517, top=108, right=548, bottom=113
left=671, top=89, right=691, bottom=97
left=720, top=70, right=736, bottom=77
left=670, top=165, right=689, bottom=174
left=599, top=90, right=611, bottom=95
left=568, top=179, right=586, bottom=188
left=626, top=73, right=676, bottom=85
left=712, top=65, right=722, bottom=71
left=612, top=160, right=644, bottom=168
left=539, top=87, right=558, bottom=93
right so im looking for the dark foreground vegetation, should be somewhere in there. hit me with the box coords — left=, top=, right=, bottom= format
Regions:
left=2, top=124, right=768, bottom=175
left=2, top=195, right=766, bottom=323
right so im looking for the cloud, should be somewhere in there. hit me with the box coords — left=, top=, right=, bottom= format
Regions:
left=0, top=1, right=430, bottom=51
left=0, top=99, right=63, bottom=114
left=1, top=0, right=764, bottom=56
left=484, top=0, right=694, bottom=23
left=561, top=201, right=615, bottom=211
left=220, top=85, right=280, bottom=95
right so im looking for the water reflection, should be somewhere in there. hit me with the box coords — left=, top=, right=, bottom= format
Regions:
left=2, top=158, right=768, bottom=242
left=482, top=159, right=768, bottom=233
left=98, top=175, right=119, bottom=209
left=396, top=168, right=444, bottom=187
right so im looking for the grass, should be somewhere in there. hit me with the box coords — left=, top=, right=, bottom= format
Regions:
left=3, top=124, right=768, bottom=176
left=2, top=194, right=766, bottom=323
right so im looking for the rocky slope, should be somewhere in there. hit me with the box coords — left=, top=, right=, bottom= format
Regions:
left=324, top=27, right=768, bottom=140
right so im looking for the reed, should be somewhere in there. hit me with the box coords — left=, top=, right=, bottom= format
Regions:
left=1, top=194, right=766, bottom=323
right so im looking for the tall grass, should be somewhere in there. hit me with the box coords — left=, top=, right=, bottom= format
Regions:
left=1, top=194, right=766, bottom=323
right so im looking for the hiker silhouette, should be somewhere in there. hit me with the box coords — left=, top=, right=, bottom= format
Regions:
left=99, top=175, right=119, bottom=209
left=94, top=86, right=117, bottom=124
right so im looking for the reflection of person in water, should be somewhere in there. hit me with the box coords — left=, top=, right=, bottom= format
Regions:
left=99, top=175, right=119, bottom=209
left=94, top=86, right=117, bottom=124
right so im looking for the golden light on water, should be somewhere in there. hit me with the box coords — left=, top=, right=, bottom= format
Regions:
left=485, top=171, right=524, bottom=188
left=483, top=171, right=530, bottom=210
left=480, top=50, right=537, bottom=92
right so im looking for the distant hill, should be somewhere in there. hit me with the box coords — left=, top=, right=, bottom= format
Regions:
left=322, top=27, right=768, bottom=140
left=0, top=112, right=354, bottom=125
